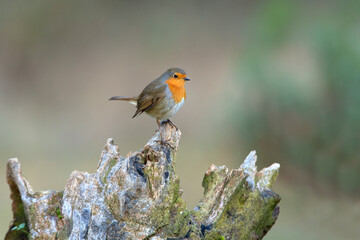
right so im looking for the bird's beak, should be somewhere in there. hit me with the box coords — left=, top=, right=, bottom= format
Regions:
left=184, top=77, right=190, bottom=81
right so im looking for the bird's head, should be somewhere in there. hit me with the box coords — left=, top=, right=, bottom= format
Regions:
left=163, top=68, right=190, bottom=83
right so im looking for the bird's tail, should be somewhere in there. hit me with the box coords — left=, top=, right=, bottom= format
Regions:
left=109, top=96, right=137, bottom=106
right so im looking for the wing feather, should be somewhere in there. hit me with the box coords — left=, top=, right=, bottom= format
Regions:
left=132, top=79, right=166, bottom=118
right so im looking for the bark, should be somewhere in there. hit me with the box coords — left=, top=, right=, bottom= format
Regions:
left=5, top=123, right=280, bottom=240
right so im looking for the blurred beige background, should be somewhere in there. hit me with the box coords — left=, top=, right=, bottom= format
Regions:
left=1, top=1, right=360, bottom=239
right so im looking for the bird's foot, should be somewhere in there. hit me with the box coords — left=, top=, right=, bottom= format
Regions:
left=155, top=138, right=176, bottom=149
left=154, top=141, right=176, bottom=150
left=166, top=119, right=178, bottom=131
left=154, top=132, right=176, bottom=149
left=163, top=140, right=176, bottom=150
left=154, top=119, right=177, bottom=149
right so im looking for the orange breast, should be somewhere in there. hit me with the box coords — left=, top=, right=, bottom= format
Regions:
left=165, top=78, right=186, bottom=103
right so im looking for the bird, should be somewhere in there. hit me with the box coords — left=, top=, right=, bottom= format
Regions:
left=109, top=67, right=190, bottom=143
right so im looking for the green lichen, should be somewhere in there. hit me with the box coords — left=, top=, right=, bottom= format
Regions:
left=106, top=193, right=121, bottom=220
left=255, top=165, right=280, bottom=189
left=28, top=205, right=37, bottom=228
left=56, top=228, right=70, bottom=240
left=201, top=167, right=229, bottom=196
left=102, top=158, right=118, bottom=184
left=202, top=171, right=219, bottom=195
left=188, top=232, right=202, bottom=240
left=143, top=165, right=159, bottom=199
left=146, top=173, right=190, bottom=238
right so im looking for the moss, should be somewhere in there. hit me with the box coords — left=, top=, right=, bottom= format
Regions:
left=5, top=180, right=29, bottom=240
left=145, top=173, right=190, bottom=238
left=188, top=232, right=202, bottom=240
left=56, top=208, right=63, bottom=219
left=47, top=191, right=64, bottom=219
left=140, top=145, right=195, bottom=238
left=214, top=183, right=281, bottom=239
left=201, top=167, right=229, bottom=196
left=204, top=231, right=226, bottom=240
left=202, top=171, right=219, bottom=195
left=165, top=209, right=191, bottom=236
left=143, top=161, right=170, bottom=200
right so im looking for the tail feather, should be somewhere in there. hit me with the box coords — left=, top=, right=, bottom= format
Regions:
left=108, top=96, right=133, bottom=101
left=109, top=96, right=137, bottom=106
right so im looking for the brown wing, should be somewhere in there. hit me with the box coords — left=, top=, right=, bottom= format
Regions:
left=132, top=79, right=166, bottom=118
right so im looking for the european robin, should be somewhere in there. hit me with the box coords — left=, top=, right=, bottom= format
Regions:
left=109, top=67, right=190, bottom=142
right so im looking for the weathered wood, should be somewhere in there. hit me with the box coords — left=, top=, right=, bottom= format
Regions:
left=5, top=123, right=280, bottom=240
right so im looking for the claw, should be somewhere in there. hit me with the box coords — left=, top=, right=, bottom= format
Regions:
left=154, top=138, right=176, bottom=149
left=166, top=119, right=178, bottom=131
left=163, top=140, right=176, bottom=150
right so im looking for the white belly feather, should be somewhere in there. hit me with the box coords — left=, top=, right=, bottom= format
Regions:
left=168, top=97, right=185, bottom=117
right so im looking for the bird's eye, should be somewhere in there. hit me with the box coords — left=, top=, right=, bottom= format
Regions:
left=173, top=74, right=178, bottom=78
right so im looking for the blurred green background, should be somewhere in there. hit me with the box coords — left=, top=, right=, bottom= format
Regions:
left=1, top=1, right=360, bottom=239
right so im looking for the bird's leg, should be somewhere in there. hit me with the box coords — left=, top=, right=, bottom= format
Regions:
left=155, top=119, right=176, bottom=149
left=156, top=118, right=161, bottom=130
left=156, top=119, right=164, bottom=143
left=166, top=119, right=178, bottom=131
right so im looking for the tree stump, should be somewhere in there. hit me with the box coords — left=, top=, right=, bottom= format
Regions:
left=5, top=123, right=280, bottom=240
